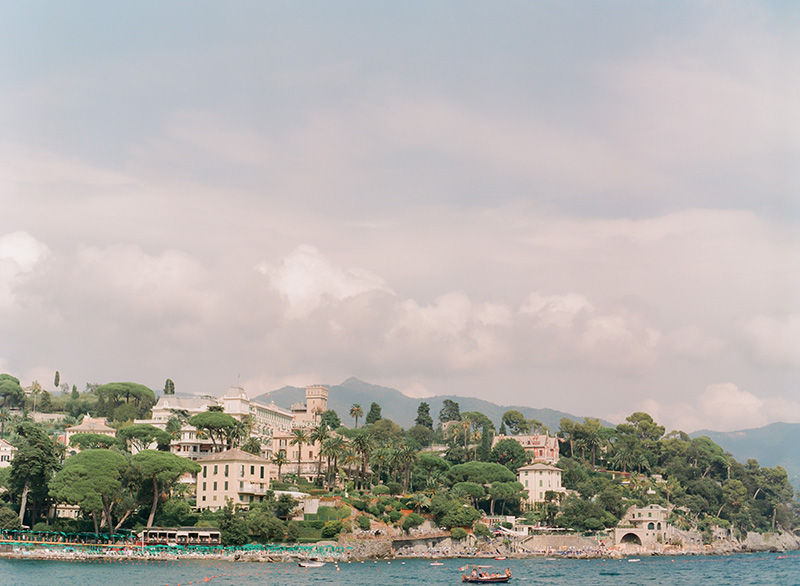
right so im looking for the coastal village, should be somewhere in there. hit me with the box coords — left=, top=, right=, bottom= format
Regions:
left=0, top=376, right=798, bottom=562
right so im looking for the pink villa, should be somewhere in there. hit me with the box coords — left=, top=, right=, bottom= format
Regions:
left=491, top=433, right=560, bottom=464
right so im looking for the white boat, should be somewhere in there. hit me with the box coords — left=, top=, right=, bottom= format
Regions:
left=299, top=561, right=325, bottom=568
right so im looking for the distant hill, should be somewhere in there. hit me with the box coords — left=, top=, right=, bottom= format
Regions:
left=691, top=422, right=800, bottom=489
left=253, top=376, right=611, bottom=432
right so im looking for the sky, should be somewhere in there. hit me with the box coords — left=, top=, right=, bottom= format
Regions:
left=2, top=2, right=800, bottom=433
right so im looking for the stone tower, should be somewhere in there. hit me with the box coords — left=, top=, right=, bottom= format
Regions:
left=305, top=385, right=328, bottom=420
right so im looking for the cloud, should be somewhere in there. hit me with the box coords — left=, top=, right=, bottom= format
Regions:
left=258, top=245, right=393, bottom=319
left=634, top=383, right=800, bottom=433
left=743, top=313, right=800, bottom=366
left=0, top=231, right=50, bottom=308
left=519, top=292, right=660, bottom=373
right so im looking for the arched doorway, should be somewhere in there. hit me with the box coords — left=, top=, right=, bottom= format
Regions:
left=620, top=533, right=642, bottom=545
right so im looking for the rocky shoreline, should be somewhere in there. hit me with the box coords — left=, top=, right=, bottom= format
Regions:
left=1, top=530, right=798, bottom=563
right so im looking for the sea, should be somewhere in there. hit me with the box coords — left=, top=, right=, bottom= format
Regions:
left=0, top=554, right=798, bottom=586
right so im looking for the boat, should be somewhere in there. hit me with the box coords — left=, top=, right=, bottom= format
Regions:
left=462, top=565, right=511, bottom=583
left=431, top=562, right=445, bottom=566
left=299, top=561, right=325, bottom=568
left=494, top=556, right=507, bottom=561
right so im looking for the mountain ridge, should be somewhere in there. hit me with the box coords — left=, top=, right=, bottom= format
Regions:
left=254, top=376, right=613, bottom=432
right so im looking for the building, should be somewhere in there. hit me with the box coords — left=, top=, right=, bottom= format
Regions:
left=517, top=462, right=566, bottom=506
left=170, top=424, right=224, bottom=461
left=149, top=395, right=219, bottom=426
left=269, top=428, right=322, bottom=482
left=219, top=386, right=293, bottom=436
left=0, top=438, right=16, bottom=468
left=64, top=417, right=116, bottom=445
left=492, top=433, right=560, bottom=464
left=290, top=385, right=328, bottom=427
left=611, top=504, right=700, bottom=549
left=196, top=449, right=273, bottom=511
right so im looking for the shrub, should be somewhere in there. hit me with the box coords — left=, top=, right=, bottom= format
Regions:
left=402, top=513, right=425, bottom=532
left=321, top=520, right=344, bottom=539
left=372, top=485, right=390, bottom=495
left=473, top=523, right=491, bottom=538
left=357, top=516, right=371, bottom=530
left=286, top=522, right=300, bottom=542
left=386, top=482, right=403, bottom=496
left=450, top=527, right=468, bottom=540
left=388, top=510, right=402, bottom=523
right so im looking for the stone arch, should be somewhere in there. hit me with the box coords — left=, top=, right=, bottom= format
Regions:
left=620, top=533, right=642, bottom=545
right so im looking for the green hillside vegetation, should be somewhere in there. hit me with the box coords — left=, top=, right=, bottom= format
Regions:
left=0, top=372, right=797, bottom=547
left=691, top=422, right=800, bottom=490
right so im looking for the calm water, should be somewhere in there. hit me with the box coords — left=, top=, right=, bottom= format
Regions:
left=0, top=554, right=798, bottom=586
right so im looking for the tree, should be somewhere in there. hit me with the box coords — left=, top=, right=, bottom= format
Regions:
left=350, top=404, right=363, bottom=429
left=407, top=424, right=435, bottom=448
left=309, top=425, right=330, bottom=483
left=132, top=450, right=200, bottom=527
left=365, top=402, right=382, bottom=425
left=439, top=399, right=461, bottom=424
left=53, top=371, right=60, bottom=391
left=94, top=382, right=157, bottom=422
left=188, top=411, right=240, bottom=450
left=319, top=409, right=341, bottom=430
left=452, top=481, right=485, bottom=506
left=289, top=427, right=309, bottom=480
left=163, top=378, right=175, bottom=395
left=9, top=421, right=61, bottom=525
left=241, top=436, right=262, bottom=455
left=447, top=461, right=516, bottom=486
left=0, top=506, right=22, bottom=530
left=272, top=450, right=288, bottom=481
left=490, top=438, right=530, bottom=472
left=117, top=423, right=172, bottom=452
left=415, top=402, right=434, bottom=429
left=350, top=429, right=374, bottom=488
left=0, top=375, right=24, bottom=437
left=501, top=410, right=530, bottom=435
left=70, top=433, right=121, bottom=450
left=49, top=449, right=131, bottom=537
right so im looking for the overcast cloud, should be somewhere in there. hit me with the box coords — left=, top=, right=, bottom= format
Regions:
left=2, top=2, right=799, bottom=432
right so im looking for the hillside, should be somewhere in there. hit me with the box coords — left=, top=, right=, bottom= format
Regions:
left=691, top=422, right=800, bottom=489
left=253, top=376, right=611, bottom=432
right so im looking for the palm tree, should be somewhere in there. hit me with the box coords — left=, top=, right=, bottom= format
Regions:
left=350, top=429, right=374, bottom=489
left=350, top=404, right=363, bottom=429
left=407, top=492, right=431, bottom=514
left=400, top=440, right=419, bottom=492
left=272, top=450, right=288, bottom=481
left=369, top=447, right=391, bottom=485
left=341, top=446, right=359, bottom=484
left=290, top=427, right=310, bottom=481
left=310, top=425, right=331, bottom=484
left=321, top=436, right=344, bottom=489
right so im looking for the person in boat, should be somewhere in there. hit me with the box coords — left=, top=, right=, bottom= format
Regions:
left=472, top=569, right=478, bottom=578
left=505, top=568, right=511, bottom=576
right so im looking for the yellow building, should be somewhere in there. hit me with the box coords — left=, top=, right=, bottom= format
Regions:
left=196, top=448, right=273, bottom=511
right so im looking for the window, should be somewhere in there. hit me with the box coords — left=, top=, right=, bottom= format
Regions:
left=240, top=481, right=244, bottom=490
left=213, top=482, right=217, bottom=490
left=224, top=464, right=229, bottom=477
left=202, top=466, right=207, bottom=478
left=202, top=482, right=206, bottom=491
left=250, top=465, right=255, bottom=475
left=213, top=465, right=218, bottom=475
left=240, top=465, right=245, bottom=477
left=260, top=466, right=264, bottom=479
left=224, top=481, right=228, bottom=490
left=648, top=522, right=654, bottom=530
